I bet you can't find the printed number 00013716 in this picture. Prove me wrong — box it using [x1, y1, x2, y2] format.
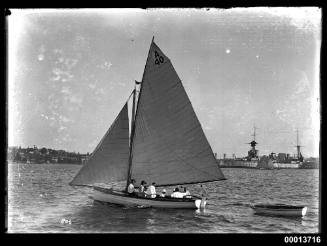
[284, 236, 321, 243]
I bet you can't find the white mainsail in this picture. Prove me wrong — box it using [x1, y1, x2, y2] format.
[129, 40, 225, 186]
[70, 103, 130, 186]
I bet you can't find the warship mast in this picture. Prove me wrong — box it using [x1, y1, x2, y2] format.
[295, 129, 303, 162]
[247, 125, 259, 160]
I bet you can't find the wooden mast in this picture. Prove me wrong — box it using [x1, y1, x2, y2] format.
[125, 37, 154, 192]
[125, 86, 137, 191]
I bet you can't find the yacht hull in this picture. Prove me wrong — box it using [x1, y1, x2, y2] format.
[91, 187, 205, 209]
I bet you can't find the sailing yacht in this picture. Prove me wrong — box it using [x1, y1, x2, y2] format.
[70, 37, 226, 209]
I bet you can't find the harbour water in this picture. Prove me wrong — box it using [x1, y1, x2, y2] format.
[7, 163, 319, 233]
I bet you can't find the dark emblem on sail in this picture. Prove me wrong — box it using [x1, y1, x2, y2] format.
[154, 50, 164, 65]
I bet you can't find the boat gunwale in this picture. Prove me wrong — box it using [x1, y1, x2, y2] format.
[93, 186, 199, 203]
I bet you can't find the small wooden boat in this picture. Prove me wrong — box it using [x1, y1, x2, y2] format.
[251, 203, 307, 217]
[69, 37, 226, 209]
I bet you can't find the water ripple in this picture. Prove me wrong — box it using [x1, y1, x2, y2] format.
[7, 164, 319, 233]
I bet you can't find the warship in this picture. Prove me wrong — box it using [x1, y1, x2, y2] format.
[268, 130, 319, 169]
[218, 128, 318, 169]
[218, 126, 260, 168]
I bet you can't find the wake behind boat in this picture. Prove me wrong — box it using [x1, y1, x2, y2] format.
[69, 37, 226, 209]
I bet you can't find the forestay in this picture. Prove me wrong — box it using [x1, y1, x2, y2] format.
[70, 103, 130, 186]
[130, 40, 225, 186]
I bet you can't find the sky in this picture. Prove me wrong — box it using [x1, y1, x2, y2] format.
[8, 8, 321, 157]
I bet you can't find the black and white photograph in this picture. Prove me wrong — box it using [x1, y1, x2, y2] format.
[6, 8, 321, 234]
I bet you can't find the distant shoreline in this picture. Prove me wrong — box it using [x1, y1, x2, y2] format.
[7, 146, 90, 165]
[7, 161, 83, 165]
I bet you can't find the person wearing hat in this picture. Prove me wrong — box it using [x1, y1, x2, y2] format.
[137, 180, 147, 197]
[127, 179, 136, 195]
[139, 180, 147, 193]
[160, 189, 167, 197]
[146, 182, 157, 198]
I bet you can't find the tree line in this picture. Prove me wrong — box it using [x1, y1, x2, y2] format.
[8, 145, 90, 164]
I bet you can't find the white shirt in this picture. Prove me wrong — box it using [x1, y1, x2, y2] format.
[181, 192, 191, 198]
[146, 185, 156, 198]
[127, 183, 134, 193]
[171, 192, 184, 198]
[179, 191, 190, 196]
[180, 191, 190, 197]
